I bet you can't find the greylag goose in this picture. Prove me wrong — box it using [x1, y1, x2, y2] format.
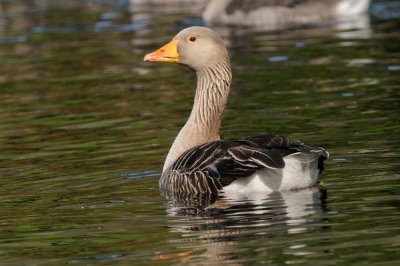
[144, 26, 328, 195]
[203, 0, 370, 28]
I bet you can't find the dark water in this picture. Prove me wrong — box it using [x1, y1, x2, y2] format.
[0, 0, 400, 265]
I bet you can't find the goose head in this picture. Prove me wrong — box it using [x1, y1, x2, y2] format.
[144, 26, 229, 71]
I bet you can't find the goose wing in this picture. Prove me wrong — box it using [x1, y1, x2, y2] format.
[226, 0, 309, 14]
[243, 134, 329, 158]
[160, 135, 327, 194]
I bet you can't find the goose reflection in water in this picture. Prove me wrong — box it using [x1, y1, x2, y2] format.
[161, 187, 330, 264]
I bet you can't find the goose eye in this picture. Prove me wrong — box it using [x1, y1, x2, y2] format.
[188, 36, 196, 42]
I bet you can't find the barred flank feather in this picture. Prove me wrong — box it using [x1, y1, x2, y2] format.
[160, 135, 328, 194]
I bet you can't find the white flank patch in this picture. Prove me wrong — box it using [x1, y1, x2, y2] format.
[223, 152, 321, 194]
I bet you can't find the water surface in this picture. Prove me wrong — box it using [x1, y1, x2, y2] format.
[0, 0, 400, 265]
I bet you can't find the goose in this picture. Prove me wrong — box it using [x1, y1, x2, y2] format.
[144, 26, 328, 196]
[203, 0, 371, 29]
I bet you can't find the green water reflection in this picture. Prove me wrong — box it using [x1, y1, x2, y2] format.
[0, 0, 399, 265]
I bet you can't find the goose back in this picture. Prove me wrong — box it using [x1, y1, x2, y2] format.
[160, 135, 328, 195]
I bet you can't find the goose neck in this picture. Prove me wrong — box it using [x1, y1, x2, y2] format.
[162, 59, 231, 173]
[188, 60, 232, 131]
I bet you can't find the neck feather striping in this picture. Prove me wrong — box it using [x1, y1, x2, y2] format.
[162, 58, 232, 173]
[190, 59, 232, 131]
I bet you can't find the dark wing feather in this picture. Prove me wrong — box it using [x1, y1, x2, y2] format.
[244, 134, 329, 158]
[212, 147, 285, 186]
[226, 0, 309, 14]
[228, 146, 284, 169]
[160, 135, 328, 194]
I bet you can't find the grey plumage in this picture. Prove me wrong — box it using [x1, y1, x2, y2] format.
[160, 135, 328, 195]
[225, 0, 311, 14]
[144, 27, 329, 198]
[203, 0, 371, 28]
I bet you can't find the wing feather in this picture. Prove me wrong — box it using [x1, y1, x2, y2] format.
[226, 0, 310, 14]
[160, 134, 328, 194]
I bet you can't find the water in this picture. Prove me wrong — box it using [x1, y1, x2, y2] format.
[0, 0, 399, 265]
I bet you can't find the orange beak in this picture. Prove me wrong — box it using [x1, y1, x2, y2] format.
[144, 39, 179, 63]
